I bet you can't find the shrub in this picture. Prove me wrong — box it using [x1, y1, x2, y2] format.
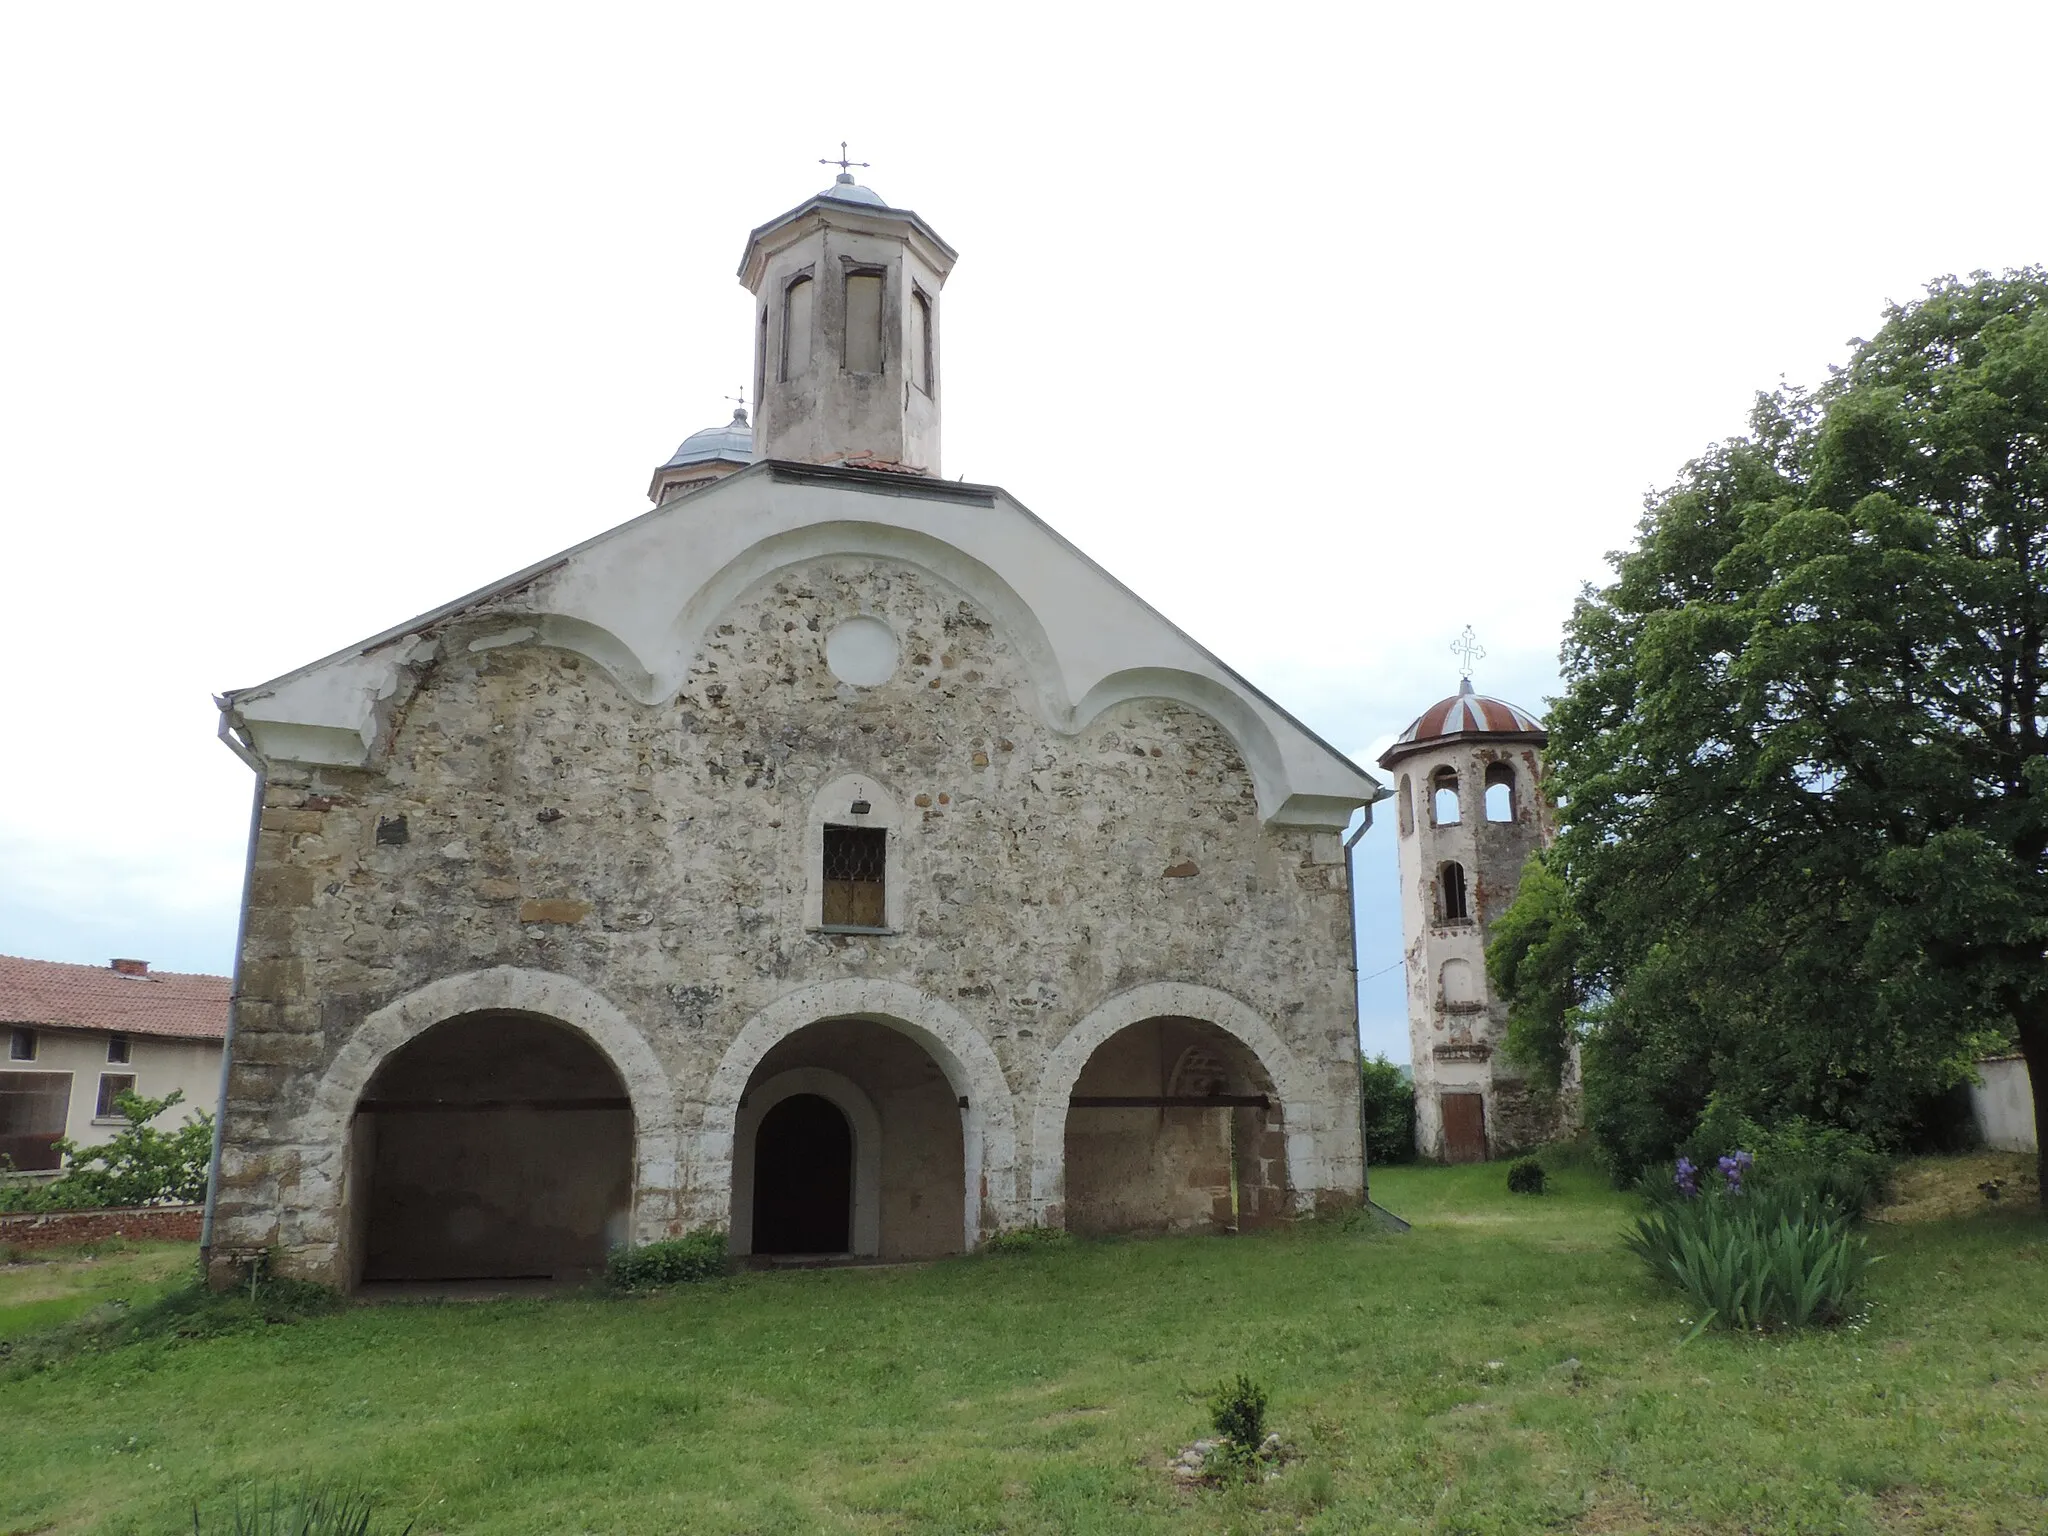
[979, 1225, 1073, 1255]
[1506, 1157, 1547, 1195]
[1210, 1372, 1268, 1449]
[604, 1230, 727, 1291]
[191, 1482, 413, 1534]
[1677, 1100, 1892, 1215]
[1360, 1055, 1417, 1166]
[0, 1090, 212, 1213]
[1626, 1181, 1877, 1331]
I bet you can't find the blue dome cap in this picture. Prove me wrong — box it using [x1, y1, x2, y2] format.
[660, 407, 753, 471]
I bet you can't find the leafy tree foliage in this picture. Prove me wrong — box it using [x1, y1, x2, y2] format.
[1359, 1054, 1417, 1165]
[0, 1089, 212, 1212]
[1490, 269, 2048, 1188]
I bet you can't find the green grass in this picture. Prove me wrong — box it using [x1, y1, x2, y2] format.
[2, 1161, 2044, 1534]
[0, 1240, 195, 1346]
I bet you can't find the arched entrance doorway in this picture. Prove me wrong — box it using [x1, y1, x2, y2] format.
[730, 1019, 964, 1261]
[1060, 1016, 1287, 1236]
[350, 1011, 633, 1282]
[751, 1094, 854, 1255]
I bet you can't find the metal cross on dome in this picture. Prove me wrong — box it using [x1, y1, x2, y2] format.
[724, 388, 747, 416]
[819, 141, 871, 176]
[1452, 626, 1486, 680]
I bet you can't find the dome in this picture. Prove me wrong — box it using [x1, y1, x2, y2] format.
[659, 407, 753, 472]
[1378, 679, 1545, 768]
[819, 171, 887, 206]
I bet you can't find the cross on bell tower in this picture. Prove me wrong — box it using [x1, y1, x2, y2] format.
[819, 141, 871, 179]
[1451, 626, 1486, 682]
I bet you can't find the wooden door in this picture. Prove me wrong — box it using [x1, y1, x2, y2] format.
[1441, 1091, 1487, 1164]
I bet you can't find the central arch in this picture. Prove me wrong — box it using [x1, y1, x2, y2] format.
[696, 979, 1019, 1250]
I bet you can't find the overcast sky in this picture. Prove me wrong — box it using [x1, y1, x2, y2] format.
[3, 2, 2042, 1063]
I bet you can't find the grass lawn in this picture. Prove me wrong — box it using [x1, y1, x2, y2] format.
[2, 1159, 2043, 1535]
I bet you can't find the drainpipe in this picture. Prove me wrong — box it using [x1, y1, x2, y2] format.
[1345, 804, 1410, 1233]
[200, 701, 266, 1276]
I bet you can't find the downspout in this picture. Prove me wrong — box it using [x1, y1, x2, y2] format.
[200, 700, 266, 1274]
[1345, 804, 1410, 1233]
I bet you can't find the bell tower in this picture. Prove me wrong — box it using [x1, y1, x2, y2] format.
[738, 151, 958, 476]
[1379, 636, 1567, 1163]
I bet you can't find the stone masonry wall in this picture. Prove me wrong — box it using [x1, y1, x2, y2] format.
[213, 555, 1362, 1283]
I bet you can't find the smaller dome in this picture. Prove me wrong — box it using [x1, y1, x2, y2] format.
[659, 407, 753, 472]
[819, 171, 887, 207]
[1379, 679, 1545, 768]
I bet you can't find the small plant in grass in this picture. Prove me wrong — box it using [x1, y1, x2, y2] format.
[191, 1481, 413, 1534]
[979, 1225, 1073, 1255]
[1197, 1372, 1279, 1480]
[604, 1230, 727, 1291]
[1507, 1157, 1547, 1195]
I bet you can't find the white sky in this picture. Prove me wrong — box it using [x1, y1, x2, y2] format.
[2, 2, 2041, 1064]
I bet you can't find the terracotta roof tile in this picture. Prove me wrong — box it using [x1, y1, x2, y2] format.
[0, 955, 229, 1042]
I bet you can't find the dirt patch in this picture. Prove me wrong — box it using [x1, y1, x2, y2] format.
[1870, 1153, 2038, 1224]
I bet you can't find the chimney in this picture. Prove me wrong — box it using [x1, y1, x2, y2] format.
[110, 958, 149, 977]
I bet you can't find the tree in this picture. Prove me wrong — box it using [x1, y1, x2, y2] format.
[1491, 269, 2048, 1192]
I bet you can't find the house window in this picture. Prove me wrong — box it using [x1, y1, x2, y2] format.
[1484, 763, 1515, 823]
[782, 275, 815, 379]
[108, 1034, 131, 1064]
[8, 1028, 33, 1062]
[0, 1071, 72, 1172]
[844, 270, 884, 374]
[95, 1073, 137, 1120]
[1432, 768, 1461, 826]
[1438, 862, 1470, 923]
[910, 288, 933, 394]
[822, 825, 888, 929]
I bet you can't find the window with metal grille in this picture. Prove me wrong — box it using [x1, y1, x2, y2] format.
[108, 1033, 131, 1064]
[9, 1028, 34, 1062]
[822, 825, 888, 929]
[96, 1073, 137, 1119]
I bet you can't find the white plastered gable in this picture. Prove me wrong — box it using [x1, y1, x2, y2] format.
[221, 463, 1386, 830]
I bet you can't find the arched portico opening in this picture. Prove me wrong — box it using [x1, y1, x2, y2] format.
[350, 1011, 633, 1283]
[729, 1021, 963, 1262]
[1059, 1017, 1288, 1235]
[1029, 983, 1325, 1232]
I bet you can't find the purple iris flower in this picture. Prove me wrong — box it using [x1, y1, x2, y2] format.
[1674, 1157, 1700, 1198]
[1718, 1152, 1750, 1195]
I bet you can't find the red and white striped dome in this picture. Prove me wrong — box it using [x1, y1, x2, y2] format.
[1379, 679, 1545, 768]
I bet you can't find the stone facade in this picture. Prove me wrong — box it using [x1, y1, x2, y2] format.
[211, 554, 1369, 1286]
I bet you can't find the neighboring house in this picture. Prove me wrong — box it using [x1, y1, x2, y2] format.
[0, 956, 226, 1172]
[207, 168, 1388, 1289]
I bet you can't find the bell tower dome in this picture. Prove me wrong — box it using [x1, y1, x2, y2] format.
[738, 156, 958, 475]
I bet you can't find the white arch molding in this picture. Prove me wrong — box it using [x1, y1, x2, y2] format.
[694, 979, 1021, 1249]
[302, 967, 679, 1280]
[1028, 982, 1326, 1224]
[730, 1068, 882, 1257]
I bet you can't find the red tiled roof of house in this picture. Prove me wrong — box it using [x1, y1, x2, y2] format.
[0, 955, 229, 1041]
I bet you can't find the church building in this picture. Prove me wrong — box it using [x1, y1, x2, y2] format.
[204, 168, 1385, 1288]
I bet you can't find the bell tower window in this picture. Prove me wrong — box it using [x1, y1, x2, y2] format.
[844, 270, 884, 374]
[781, 275, 815, 380]
[910, 288, 933, 395]
[1437, 862, 1470, 924]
